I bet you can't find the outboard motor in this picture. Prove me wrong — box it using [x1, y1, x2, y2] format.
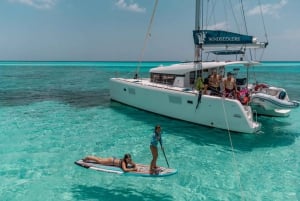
[278, 91, 286, 100]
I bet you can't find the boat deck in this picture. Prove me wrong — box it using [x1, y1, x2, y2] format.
[113, 78, 199, 94]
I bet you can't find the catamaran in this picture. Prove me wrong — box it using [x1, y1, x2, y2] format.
[109, 0, 293, 133]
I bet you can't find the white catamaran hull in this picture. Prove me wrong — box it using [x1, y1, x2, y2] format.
[110, 78, 260, 133]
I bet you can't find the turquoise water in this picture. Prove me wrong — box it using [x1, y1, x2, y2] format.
[0, 61, 299, 201]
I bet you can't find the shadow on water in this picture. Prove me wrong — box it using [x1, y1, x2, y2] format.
[71, 184, 173, 201]
[0, 89, 110, 108]
[110, 102, 299, 151]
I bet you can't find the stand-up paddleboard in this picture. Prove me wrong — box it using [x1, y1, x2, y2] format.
[74, 159, 177, 177]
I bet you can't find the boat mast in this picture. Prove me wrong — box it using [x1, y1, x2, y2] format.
[194, 0, 203, 82]
[194, 0, 201, 62]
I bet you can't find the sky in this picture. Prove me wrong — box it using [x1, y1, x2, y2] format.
[0, 0, 299, 61]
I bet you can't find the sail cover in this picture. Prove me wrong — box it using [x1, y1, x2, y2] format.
[193, 30, 254, 46]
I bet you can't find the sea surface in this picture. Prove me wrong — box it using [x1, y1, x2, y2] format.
[0, 61, 299, 201]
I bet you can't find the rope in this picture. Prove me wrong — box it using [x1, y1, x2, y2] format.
[229, 0, 241, 33]
[258, 0, 269, 43]
[239, 0, 253, 61]
[258, 0, 269, 61]
[220, 98, 245, 201]
[135, 0, 159, 78]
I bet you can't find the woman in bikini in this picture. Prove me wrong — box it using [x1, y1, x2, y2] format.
[150, 125, 163, 173]
[83, 153, 137, 172]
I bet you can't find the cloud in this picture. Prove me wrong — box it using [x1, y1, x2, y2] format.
[115, 0, 145, 13]
[247, 0, 288, 17]
[9, 0, 57, 9]
[206, 22, 228, 30]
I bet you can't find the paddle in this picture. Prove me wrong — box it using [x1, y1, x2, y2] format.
[159, 140, 170, 168]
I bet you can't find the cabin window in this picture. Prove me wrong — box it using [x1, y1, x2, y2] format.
[151, 73, 176, 85]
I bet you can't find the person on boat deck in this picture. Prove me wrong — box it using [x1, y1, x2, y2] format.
[83, 153, 137, 172]
[195, 77, 204, 107]
[203, 76, 209, 94]
[204, 70, 222, 95]
[150, 125, 163, 173]
[195, 77, 204, 91]
[223, 72, 237, 99]
[240, 92, 250, 105]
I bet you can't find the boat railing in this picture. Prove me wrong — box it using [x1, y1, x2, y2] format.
[252, 109, 258, 123]
[117, 78, 198, 94]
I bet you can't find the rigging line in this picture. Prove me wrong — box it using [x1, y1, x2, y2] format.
[222, 0, 229, 31]
[239, 0, 248, 35]
[205, 0, 209, 28]
[220, 99, 245, 201]
[201, 0, 204, 31]
[206, 0, 217, 29]
[135, 0, 159, 78]
[258, 0, 269, 42]
[259, 47, 266, 61]
[229, 0, 241, 33]
[239, 0, 253, 60]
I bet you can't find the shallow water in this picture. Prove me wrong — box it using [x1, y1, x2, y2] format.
[0, 61, 299, 201]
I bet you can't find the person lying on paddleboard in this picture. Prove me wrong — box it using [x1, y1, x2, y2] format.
[83, 153, 137, 172]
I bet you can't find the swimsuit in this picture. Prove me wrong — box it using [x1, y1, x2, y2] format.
[224, 88, 236, 97]
[118, 159, 123, 168]
[112, 157, 123, 168]
[150, 132, 162, 147]
[208, 86, 220, 92]
[225, 88, 235, 93]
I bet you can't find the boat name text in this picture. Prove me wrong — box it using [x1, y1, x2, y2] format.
[208, 37, 241, 42]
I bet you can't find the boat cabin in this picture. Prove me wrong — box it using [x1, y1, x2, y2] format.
[149, 62, 226, 89]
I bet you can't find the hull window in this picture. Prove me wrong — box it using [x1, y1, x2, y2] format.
[128, 88, 136, 95]
[187, 100, 193, 104]
[169, 96, 182, 104]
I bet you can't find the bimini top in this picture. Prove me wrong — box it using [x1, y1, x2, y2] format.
[150, 61, 259, 75]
